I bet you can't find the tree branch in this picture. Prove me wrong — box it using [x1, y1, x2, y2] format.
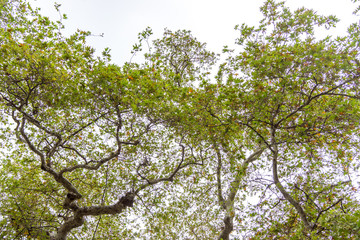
[271, 131, 312, 230]
[218, 146, 265, 240]
[56, 192, 134, 240]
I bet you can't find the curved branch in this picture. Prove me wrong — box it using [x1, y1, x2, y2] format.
[213, 143, 224, 207]
[313, 198, 343, 230]
[16, 116, 82, 198]
[58, 150, 120, 175]
[271, 133, 312, 230]
[56, 192, 134, 240]
[59, 114, 127, 175]
[135, 143, 188, 194]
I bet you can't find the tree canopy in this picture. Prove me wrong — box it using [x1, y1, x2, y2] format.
[0, 0, 359, 239]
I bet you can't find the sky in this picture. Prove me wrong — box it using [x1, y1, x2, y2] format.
[28, 0, 359, 65]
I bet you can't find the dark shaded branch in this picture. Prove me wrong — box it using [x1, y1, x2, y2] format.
[218, 216, 233, 240]
[271, 131, 312, 230]
[275, 75, 360, 127]
[134, 143, 188, 194]
[16, 116, 82, 198]
[213, 143, 224, 206]
[237, 120, 272, 151]
[63, 112, 109, 145]
[312, 198, 343, 230]
[92, 163, 111, 240]
[59, 115, 126, 174]
[56, 192, 134, 240]
[313, 180, 350, 200]
[326, 93, 360, 99]
[22, 110, 62, 138]
[58, 150, 120, 175]
[294, 184, 320, 210]
[61, 145, 88, 163]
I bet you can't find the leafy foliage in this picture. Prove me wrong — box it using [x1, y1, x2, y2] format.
[0, 0, 359, 239]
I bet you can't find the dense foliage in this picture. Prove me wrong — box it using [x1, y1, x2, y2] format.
[0, 0, 359, 239]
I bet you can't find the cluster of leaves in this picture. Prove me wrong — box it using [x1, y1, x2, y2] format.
[0, 0, 359, 239]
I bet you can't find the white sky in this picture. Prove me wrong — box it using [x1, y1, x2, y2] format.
[29, 0, 359, 65]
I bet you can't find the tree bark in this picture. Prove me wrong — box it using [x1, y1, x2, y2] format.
[54, 193, 134, 240]
[217, 147, 265, 240]
[271, 137, 313, 230]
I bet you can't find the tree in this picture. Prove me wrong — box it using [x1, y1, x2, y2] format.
[177, 1, 360, 239]
[0, 0, 359, 239]
[135, 1, 360, 239]
[179, 1, 360, 239]
[0, 1, 216, 239]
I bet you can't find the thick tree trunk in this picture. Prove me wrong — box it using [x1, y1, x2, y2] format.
[218, 215, 233, 240]
[54, 193, 134, 239]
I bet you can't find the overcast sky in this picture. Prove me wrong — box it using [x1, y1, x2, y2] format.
[29, 0, 359, 65]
